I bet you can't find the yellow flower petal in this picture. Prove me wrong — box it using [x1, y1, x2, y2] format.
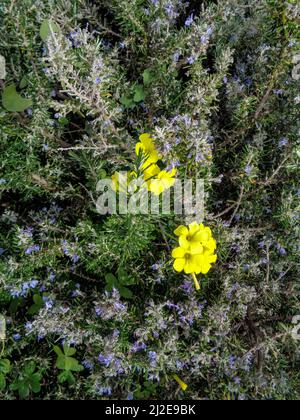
[139, 133, 151, 142]
[189, 242, 204, 255]
[174, 226, 189, 236]
[173, 258, 185, 272]
[189, 221, 200, 235]
[172, 247, 185, 258]
[179, 236, 190, 250]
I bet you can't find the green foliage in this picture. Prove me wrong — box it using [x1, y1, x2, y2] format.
[0, 359, 11, 391]
[105, 268, 136, 299]
[54, 345, 83, 384]
[10, 362, 42, 398]
[2, 84, 32, 112]
[39, 19, 60, 41]
[0, 0, 299, 401]
[28, 295, 45, 316]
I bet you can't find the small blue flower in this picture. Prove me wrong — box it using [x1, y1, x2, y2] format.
[25, 245, 41, 255]
[173, 52, 180, 63]
[24, 322, 33, 331]
[0, 248, 5, 256]
[278, 137, 288, 147]
[200, 35, 208, 44]
[131, 341, 147, 353]
[98, 353, 114, 367]
[13, 333, 21, 341]
[97, 386, 112, 396]
[185, 14, 194, 27]
[244, 165, 252, 175]
[243, 264, 251, 272]
[278, 247, 286, 256]
[30, 279, 39, 288]
[187, 56, 196, 65]
[82, 360, 94, 370]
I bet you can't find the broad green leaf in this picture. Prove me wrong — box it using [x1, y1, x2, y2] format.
[18, 381, 30, 399]
[118, 269, 135, 285]
[133, 85, 146, 103]
[118, 286, 133, 299]
[56, 356, 67, 370]
[63, 344, 76, 357]
[0, 373, 6, 391]
[64, 356, 84, 372]
[24, 361, 36, 375]
[58, 370, 75, 384]
[105, 273, 118, 287]
[120, 95, 135, 108]
[53, 345, 64, 358]
[30, 374, 42, 393]
[2, 84, 32, 112]
[143, 69, 154, 85]
[58, 370, 69, 383]
[19, 75, 29, 89]
[40, 20, 60, 41]
[28, 294, 44, 315]
[0, 359, 11, 374]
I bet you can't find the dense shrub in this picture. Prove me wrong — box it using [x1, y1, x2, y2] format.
[0, 0, 299, 400]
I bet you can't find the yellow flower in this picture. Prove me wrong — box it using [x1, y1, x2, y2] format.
[148, 168, 177, 196]
[143, 164, 161, 182]
[135, 133, 160, 167]
[172, 246, 217, 275]
[174, 222, 216, 254]
[111, 171, 137, 192]
[172, 247, 202, 274]
[172, 223, 217, 289]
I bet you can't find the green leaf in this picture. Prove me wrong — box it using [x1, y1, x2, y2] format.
[0, 359, 11, 374]
[19, 75, 29, 89]
[24, 361, 36, 375]
[53, 345, 64, 358]
[133, 85, 146, 103]
[143, 69, 154, 85]
[58, 370, 75, 384]
[118, 268, 135, 285]
[2, 84, 32, 112]
[40, 19, 60, 41]
[30, 374, 42, 393]
[120, 95, 135, 108]
[64, 356, 83, 372]
[18, 381, 30, 399]
[118, 286, 133, 299]
[63, 344, 76, 357]
[28, 294, 44, 315]
[0, 373, 6, 391]
[56, 356, 67, 370]
[105, 273, 118, 288]
[58, 116, 69, 126]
